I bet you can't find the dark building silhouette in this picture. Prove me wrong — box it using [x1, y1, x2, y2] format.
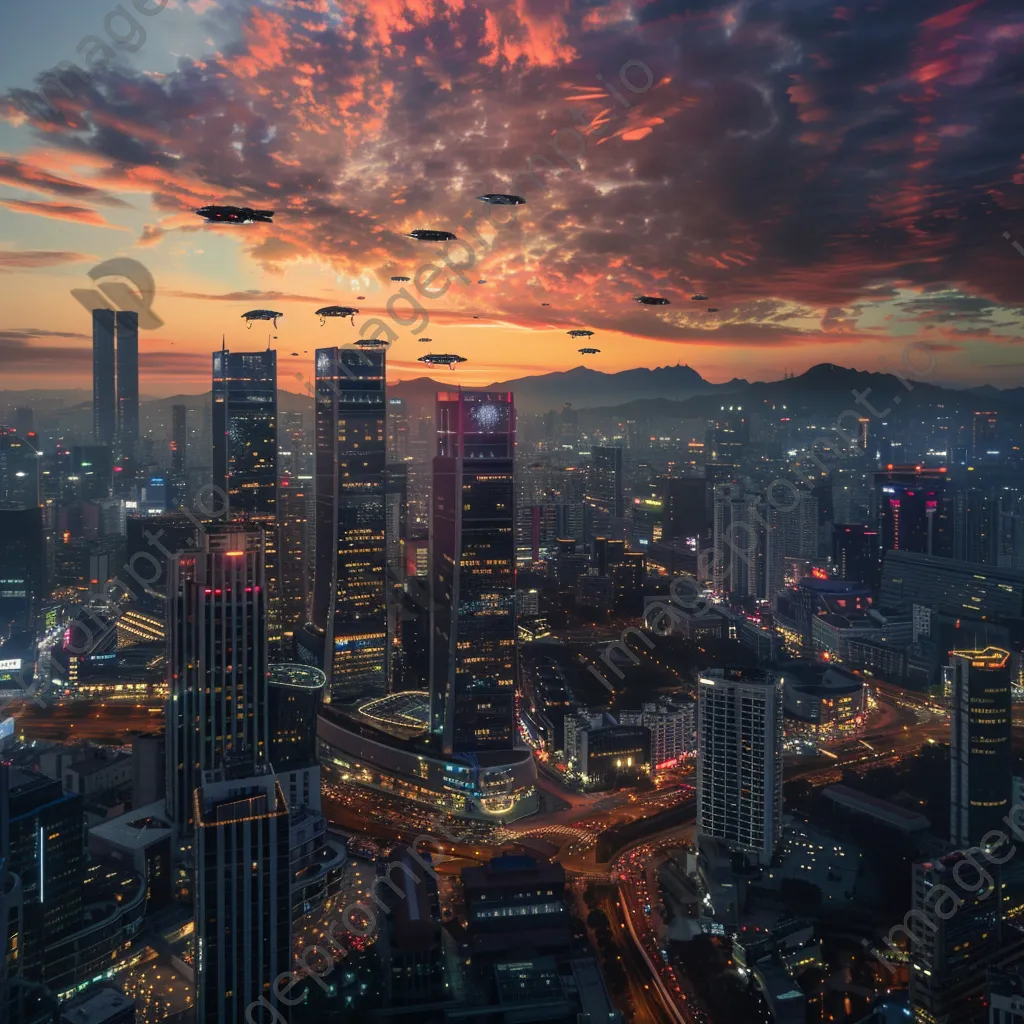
[430, 390, 517, 755]
[267, 663, 326, 770]
[832, 523, 881, 589]
[873, 465, 952, 558]
[91, 309, 138, 456]
[949, 647, 1012, 849]
[115, 311, 139, 455]
[170, 404, 187, 474]
[0, 508, 45, 633]
[92, 310, 116, 448]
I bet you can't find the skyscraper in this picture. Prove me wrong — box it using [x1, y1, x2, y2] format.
[212, 347, 278, 518]
[307, 346, 388, 702]
[873, 464, 953, 558]
[586, 445, 624, 532]
[430, 390, 517, 755]
[211, 346, 281, 651]
[92, 310, 116, 448]
[115, 310, 139, 454]
[91, 309, 138, 456]
[697, 667, 784, 865]
[166, 527, 269, 828]
[0, 428, 40, 510]
[277, 474, 309, 651]
[194, 768, 291, 1024]
[171, 404, 187, 474]
[949, 647, 1012, 849]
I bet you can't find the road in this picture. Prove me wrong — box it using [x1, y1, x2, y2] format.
[8, 697, 165, 743]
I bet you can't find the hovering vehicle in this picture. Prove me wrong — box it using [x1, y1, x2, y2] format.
[242, 309, 282, 329]
[291, 352, 299, 356]
[355, 338, 388, 348]
[578, 347, 600, 355]
[418, 353, 466, 370]
[407, 229, 457, 242]
[195, 205, 273, 224]
[391, 275, 410, 282]
[477, 279, 487, 284]
[541, 302, 550, 306]
[691, 293, 709, 301]
[567, 329, 595, 339]
[707, 307, 720, 313]
[357, 295, 366, 300]
[315, 305, 359, 326]
[636, 296, 670, 306]
[477, 193, 527, 206]
[418, 337, 433, 344]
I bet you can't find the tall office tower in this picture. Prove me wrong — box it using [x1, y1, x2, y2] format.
[949, 647, 1012, 850]
[971, 410, 999, 461]
[832, 524, 882, 588]
[873, 465, 953, 558]
[307, 346, 387, 702]
[5, 767, 84, 982]
[387, 396, 410, 460]
[212, 347, 281, 652]
[278, 411, 304, 477]
[0, 508, 46, 632]
[954, 487, 997, 565]
[115, 310, 139, 455]
[706, 405, 748, 480]
[92, 310, 139, 456]
[385, 462, 409, 673]
[194, 768, 291, 1024]
[908, 851, 1007, 1024]
[212, 347, 278, 517]
[586, 445, 624, 534]
[632, 476, 708, 548]
[697, 667, 784, 866]
[277, 475, 308, 652]
[92, 310, 117, 447]
[165, 527, 269, 828]
[711, 485, 759, 597]
[430, 390, 517, 755]
[170, 404, 187, 474]
[0, 428, 40, 509]
[13, 407, 33, 435]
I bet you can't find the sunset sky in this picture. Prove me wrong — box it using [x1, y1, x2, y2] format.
[2, 0, 1024, 396]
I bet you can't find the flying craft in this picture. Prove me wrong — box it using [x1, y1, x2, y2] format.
[407, 229, 457, 242]
[707, 307, 720, 313]
[242, 309, 282, 329]
[391, 275, 410, 282]
[691, 294, 709, 301]
[196, 205, 273, 224]
[567, 329, 595, 339]
[578, 347, 600, 355]
[355, 339, 388, 348]
[477, 193, 527, 205]
[357, 295, 366, 300]
[635, 296, 670, 306]
[418, 353, 466, 370]
[418, 337, 433, 344]
[316, 306, 359, 326]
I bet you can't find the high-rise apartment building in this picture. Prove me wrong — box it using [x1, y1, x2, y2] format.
[430, 390, 517, 755]
[949, 647, 1012, 850]
[307, 346, 388, 702]
[166, 527, 269, 828]
[277, 475, 309, 651]
[194, 768, 291, 1024]
[587, 445, 624, 522]
[91, 309, 138, 455]
[697, 667, 783, 865]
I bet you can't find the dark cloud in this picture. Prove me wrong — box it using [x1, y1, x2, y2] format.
[0, 250, 91, 270]
[0, 157, 131, 207]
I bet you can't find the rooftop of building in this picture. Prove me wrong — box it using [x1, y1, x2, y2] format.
[463, 853, 565, 891]
[269, 662, 328, 691]
[822, 784, 930, 832]
[59, 985, 134, 1024]
[88, 800, 173, 850]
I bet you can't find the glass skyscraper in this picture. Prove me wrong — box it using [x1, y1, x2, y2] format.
[308, 346, 388, 702]
[430, 390, 517, 755]
[212, 347, 281, 651]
